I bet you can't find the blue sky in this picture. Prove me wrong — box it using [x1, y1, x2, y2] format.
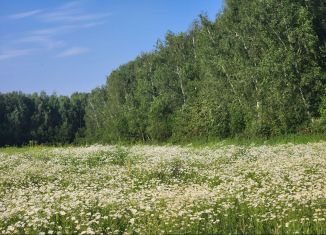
[0, 0, 224, 95]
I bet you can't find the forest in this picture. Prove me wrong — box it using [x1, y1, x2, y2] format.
[1, 0, 325, 146]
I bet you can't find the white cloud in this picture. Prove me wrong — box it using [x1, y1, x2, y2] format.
[16, 36, 65, 50]
[31, 21, 105, 36]
[0, 49, 32, 61]
[82, 21, 106, 28]
[58, 1, 83, 10]
[4, 1, 109, 60]
[56, 47, 89, 58]
[31, 25, 73, 36]
[9, 9, 43, 20]
[40, 11, 111, 23]
[38, 1, 111, 24]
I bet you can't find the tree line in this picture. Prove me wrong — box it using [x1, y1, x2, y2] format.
[0, 92, 87, 146]
[85, 0, 326, 143]
[1, 0, 325, 146]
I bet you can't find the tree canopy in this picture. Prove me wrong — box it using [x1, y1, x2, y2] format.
[84, 0, 326, 144]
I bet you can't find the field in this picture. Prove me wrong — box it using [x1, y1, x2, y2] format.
[1, 143, 326, 234]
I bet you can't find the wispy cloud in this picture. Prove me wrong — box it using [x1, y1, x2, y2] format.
[82, 21, 106, 28]
[31, 25, 73, 36]
[9, 9, 43, 20]
[30, 21, 105, 36]
[16, 36, 65, 50]
[5, 1, 110, 60]
[38, 1, 111, 24]
[40, 11, 111, 23]
[0, 49, 32, 61]
[58, 1, 83, 10]
[56, 47, 89, 58]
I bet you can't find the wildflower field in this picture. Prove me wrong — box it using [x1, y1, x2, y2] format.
[1, 143, 326, 234]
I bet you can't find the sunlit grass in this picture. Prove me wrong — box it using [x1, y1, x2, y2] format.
[182, 133, 326, 148]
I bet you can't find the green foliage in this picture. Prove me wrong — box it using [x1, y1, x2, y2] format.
[83, 0, 326, 144]
[1, 0, 326, 146]
[0, 92, 87, 146]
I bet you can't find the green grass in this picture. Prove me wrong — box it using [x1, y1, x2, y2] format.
[0, 145, 55, 155]
[178, 133, 326, 148]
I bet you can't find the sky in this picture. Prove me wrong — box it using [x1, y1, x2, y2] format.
[0, 0, 224, 95]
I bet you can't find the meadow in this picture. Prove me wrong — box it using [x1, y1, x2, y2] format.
[1, 143, 326, 234]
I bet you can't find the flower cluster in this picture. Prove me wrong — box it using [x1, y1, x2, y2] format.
[0, 143, 326, 234]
